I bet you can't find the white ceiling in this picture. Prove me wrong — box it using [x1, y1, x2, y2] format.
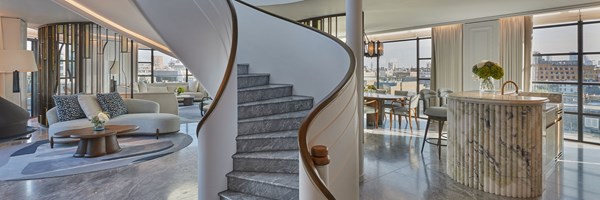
[261, 0, 600, 34]
[3, 0, 600, 45]
[0, 0, 87, 28]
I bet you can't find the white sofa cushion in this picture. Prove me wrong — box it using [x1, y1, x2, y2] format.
[78, 95, 103, 120]
[139, 82, 148, 92]
[133, 93, 179, 115]
[131, 82, 140, 93]
[166, 85, 179, 93]
[49, 118, 92, 136]
[107, 113, 180, 134]
[147, 86, 169, 93]
[188, 81, 199, 92]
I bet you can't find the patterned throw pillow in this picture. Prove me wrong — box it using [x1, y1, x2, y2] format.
[53, 95, 87, 122]
[96, 92, 128, 118]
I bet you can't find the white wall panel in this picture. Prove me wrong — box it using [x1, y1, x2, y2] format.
[463, 21, 499, 91]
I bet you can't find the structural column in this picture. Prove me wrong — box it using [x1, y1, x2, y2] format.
[346, 0, 364, 181]
[0, 17, 28, 108]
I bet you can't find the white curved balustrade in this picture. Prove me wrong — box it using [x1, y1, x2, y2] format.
[134, 1, 237, 199]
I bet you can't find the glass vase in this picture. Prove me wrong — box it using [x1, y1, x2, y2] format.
[93, 123, 105, 131]
[479, 77, 495, 93]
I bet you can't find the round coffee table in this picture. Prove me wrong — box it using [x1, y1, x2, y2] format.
[177, 95, 194, 106]
[53, 125, 139, 157]
[72, 130, 120, 158]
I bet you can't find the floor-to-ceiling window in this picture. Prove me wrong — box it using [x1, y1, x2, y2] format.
[137, 49, 153, 83]
[531, 18, 600, 143]
[363, 37, 431, 94]
[136, 48, 195, 83]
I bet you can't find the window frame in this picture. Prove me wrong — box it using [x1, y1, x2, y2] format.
[532, 19, 600, 144]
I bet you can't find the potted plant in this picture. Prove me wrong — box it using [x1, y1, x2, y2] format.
[176, 87, 185, 96]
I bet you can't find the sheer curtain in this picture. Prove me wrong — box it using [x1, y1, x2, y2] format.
[432, 24, 463, 91]
[499, 16, 533, 92]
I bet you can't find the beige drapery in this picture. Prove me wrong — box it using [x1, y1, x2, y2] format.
[499, 16, 533, 92]
[432, 24, 463, 92]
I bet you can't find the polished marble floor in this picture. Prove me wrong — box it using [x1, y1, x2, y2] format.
[0, 121, 199, 200]
[2, 117, 600, 199]
[360, 119, 600, 200]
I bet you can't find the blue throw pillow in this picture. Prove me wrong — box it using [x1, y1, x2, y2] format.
[96, 92, 128, 118]
[53, 95, 87, 122]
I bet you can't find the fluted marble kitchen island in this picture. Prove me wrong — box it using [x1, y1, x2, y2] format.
[446, 91, 548, 198]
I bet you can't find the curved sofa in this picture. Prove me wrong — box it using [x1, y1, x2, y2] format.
[47, 98, 180, 145]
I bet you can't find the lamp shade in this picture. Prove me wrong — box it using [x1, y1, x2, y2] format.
[376, 41, 384, 56]
[366, 41, 375, 57]
[0, 50, 38, 73]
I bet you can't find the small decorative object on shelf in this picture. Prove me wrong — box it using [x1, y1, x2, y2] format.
[472, 60, 504, 93]
[176, 87, 185, 96]
[364, 84, 377, 93]
[91, 112, 110, 131]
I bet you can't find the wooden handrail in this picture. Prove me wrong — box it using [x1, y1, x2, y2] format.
[234, 1, 356, 199]
[311, 145, 331, 166]
[195, 0, 238, 136]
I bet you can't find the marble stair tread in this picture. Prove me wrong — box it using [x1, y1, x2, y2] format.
[238, 73, 270, 89]
[238, 84, 294, 104]
[233, 150, 298, 161]
[238, 73, 270, 78]
[236, 130, 299, 152]
[238, 110, 309, 124]
[238, 96, 313, 107]
[219, 191, 270, 200]
[237, 130, 297, 140]
[237, 96, 312, 119]
[238, 84, 293, 92]
[227, 171, 299, 190]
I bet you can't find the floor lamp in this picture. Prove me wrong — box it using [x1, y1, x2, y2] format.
[0, 50, 38, 141]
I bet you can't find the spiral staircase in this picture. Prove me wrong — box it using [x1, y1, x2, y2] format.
[57, 0, 359, 199]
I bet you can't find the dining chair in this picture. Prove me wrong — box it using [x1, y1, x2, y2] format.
[382, 90, 409, 126]
[388, 94, 420, 131]
[364, 100, 379, 129]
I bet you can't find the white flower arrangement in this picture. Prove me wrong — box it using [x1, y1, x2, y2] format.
[91, 112, 110, 130]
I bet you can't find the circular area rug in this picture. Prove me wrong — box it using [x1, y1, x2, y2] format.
[0, 133, 192, 181]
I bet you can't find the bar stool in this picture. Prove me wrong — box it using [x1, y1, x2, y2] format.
[437, 88, 454, 107]
[419, 89, 447, 160]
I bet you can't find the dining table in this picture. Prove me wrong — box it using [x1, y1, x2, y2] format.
[364, 93, 409, 126]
